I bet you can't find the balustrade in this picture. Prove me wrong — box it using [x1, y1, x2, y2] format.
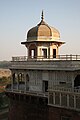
[12, 55, 80, 61]
[48, 88, 80, 111]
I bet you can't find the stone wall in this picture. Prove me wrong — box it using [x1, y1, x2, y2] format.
[49, 106, 80, 120]
[7, 93, 80, 120]
[8, 95, 48, 120]
[11, 69, 75, 91]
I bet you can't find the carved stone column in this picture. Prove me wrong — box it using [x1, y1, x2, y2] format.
[53, 92, 55, 105]
[74, 95, 76, 109]
[67, 94, 69, 107]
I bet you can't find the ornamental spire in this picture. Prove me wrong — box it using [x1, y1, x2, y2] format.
[41, 10, 44, 21]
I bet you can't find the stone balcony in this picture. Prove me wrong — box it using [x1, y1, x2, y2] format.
[10, 55, 80, 70]
[12, 55, 80, 61]
[6, 83, 80, 111]
[5, 83, 48, 98]
[48, 86, 80, 111]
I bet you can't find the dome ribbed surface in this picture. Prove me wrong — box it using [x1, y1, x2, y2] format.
[27, 19, 60, 41]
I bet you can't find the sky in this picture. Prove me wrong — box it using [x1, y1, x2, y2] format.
[0, 0, 80, 61]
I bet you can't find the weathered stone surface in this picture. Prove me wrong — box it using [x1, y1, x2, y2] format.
[8, 95, 80, 120]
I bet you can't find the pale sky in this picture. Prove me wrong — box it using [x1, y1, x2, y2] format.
[0, 0, 80, 60]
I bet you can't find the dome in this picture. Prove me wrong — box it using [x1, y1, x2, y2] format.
[27, 11, 60, 41]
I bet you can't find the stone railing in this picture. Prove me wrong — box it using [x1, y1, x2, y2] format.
[5, 84, 48, 98]
[12, 55, 80, 61]
[48, 87, 80, 111]
[6, 89, 48, 98]
[49, 86, 80, 93]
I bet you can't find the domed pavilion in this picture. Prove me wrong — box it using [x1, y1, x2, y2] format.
[21, 11, 65, 59]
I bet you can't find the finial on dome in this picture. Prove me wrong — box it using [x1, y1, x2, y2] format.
[41, 10, 44, 21]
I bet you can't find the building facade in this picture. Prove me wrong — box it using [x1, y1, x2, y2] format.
[6, 11, 80, 120]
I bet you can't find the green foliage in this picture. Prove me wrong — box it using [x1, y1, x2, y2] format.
[0, 92, 9, 108]
[0, 76, 10, 82]
[0, 76, 11, 92]
[0, 93, 3, 107]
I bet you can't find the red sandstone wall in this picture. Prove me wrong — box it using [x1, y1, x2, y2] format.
[7, 94, 80, 120]
[49, 106, 80, 120]
[9, 99, 48, 120]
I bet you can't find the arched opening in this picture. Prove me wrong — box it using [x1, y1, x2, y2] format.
[26, 74, 29, 81]
[12, 73, 17, 84]
[12, 73, 18, 89]
[26, 74, 29, 90]
[74, 75, 80, 88]
[53, 49, 56, 58]
[42, 49, 47, 58]
[29, 44, 37, 58]
[18, 73, 24, 84]
[18, 73, 25, 90]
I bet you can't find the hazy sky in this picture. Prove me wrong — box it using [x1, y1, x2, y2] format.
[0, 0, 80, 60]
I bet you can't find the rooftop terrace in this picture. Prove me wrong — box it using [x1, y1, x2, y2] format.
[12, 55, 80, 61]
[10, 55, 80, 71]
